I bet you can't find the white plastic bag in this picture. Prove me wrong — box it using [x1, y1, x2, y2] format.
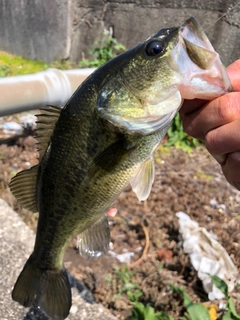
[176, 211, 238, 300]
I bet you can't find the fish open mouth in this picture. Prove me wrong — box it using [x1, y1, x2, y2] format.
[180, 17, 218, 70]
[177, 17, 233, 94]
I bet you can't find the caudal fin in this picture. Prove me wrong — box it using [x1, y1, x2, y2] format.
[12, 255, 72, 320]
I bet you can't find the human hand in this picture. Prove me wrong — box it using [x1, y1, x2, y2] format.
[180, 59, 240, 190]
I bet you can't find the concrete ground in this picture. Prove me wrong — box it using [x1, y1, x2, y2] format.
[0, 198, 117, 320]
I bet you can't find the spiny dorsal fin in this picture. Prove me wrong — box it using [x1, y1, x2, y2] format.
[130, 155, 155, 201]
[9, 165, 39, 212]
[35, 105, 61, 160]
[9, 106, 61, 212]
[77, 215, 110, 258]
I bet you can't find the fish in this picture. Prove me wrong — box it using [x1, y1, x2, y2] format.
[9, 17, 232, 320]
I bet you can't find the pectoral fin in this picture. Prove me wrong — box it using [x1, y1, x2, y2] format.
[130, 155, 155, 201]
[9, 165, 39, 212]
[88, 138, 134, 176]
[77, 215, 110, 258]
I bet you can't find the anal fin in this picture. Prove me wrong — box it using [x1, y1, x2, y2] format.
[9, 165, 39, 212]
[130, 155, 155, 201]
[77, 215, 110, 258]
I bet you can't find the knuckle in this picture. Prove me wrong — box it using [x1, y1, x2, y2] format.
[223, 152, 240, 191]
[233, 59, 240, 71]
[205, 129, 218, 153]
[181, 117, 202, 140]
[228, 151, 240, 164]
[181, 119, 191, 135]
[217, 94, 240, 123]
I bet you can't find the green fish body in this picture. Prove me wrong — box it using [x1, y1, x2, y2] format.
[10, 17, 232, 320]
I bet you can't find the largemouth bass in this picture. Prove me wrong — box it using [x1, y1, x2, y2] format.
[10, 17, 232, 320]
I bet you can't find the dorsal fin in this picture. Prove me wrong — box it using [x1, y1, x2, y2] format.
[35, 105, 61, 160]
[9, 105, 61, 212]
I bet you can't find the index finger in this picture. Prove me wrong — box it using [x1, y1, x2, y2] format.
[226, 59, 240, 91]
[179, 99, 206, 118]
[180, 59, 240, 117]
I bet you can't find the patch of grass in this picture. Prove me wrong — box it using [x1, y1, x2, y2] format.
[0, 64, 11, 77]
[171, 277, 240, 320]
[0, 51, 49, 76]
[166, 113, 202, 153]
[114, 265, 143, 302]
[154, 145, 172, 164]
[158, 262, 164, 270]
[104, 273, 113, 285]
[195, 170, 213, 181]
[0, 50, 72, 77]
[126, 302, 174, 320]
[126, 277, 240, 320]
[171, 284, 211, 320]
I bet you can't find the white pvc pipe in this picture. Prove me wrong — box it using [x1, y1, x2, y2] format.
[0, 68, 95, 116]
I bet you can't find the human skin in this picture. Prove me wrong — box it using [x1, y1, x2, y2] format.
[179, 59, 240, 190]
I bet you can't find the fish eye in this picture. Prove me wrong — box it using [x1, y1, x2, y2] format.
[145, 40, 165, 56]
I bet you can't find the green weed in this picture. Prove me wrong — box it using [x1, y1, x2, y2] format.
[170, 284, 211, 320]
[79, 31, 126, 68]
[195, 170, 213, 181]
[166, 113, 202, 152]
[126, 277, 240, 320]
[126, 302, 174, 320]
[104, 273, 113, 284]
[0, 64, 11, 77]
[210, 275, 240, 320]
[171, 276, 240, 320]
[114, 265, 143, 302]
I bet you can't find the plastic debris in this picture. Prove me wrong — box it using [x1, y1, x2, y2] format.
[106, 208, 118, 217]
[20, 114, 37, 129]
[2, 121, 22, 134]
[209, 198, 226, 213]
[176, 211, 238, 300]
[209, 199, 218, 209]
[108, 250, 134, 264]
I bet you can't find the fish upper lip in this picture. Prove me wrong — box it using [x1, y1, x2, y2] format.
[181, 17, 199, 30]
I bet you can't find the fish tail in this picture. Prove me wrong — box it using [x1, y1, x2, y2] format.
[12, 255, 72, 320]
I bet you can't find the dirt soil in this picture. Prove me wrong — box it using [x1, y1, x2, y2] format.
[1, 113, 240, 320]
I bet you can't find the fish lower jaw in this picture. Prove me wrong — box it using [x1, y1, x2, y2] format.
[179, 81, 228, 100]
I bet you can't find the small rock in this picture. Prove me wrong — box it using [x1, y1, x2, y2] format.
[157, 248, 173, 261]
